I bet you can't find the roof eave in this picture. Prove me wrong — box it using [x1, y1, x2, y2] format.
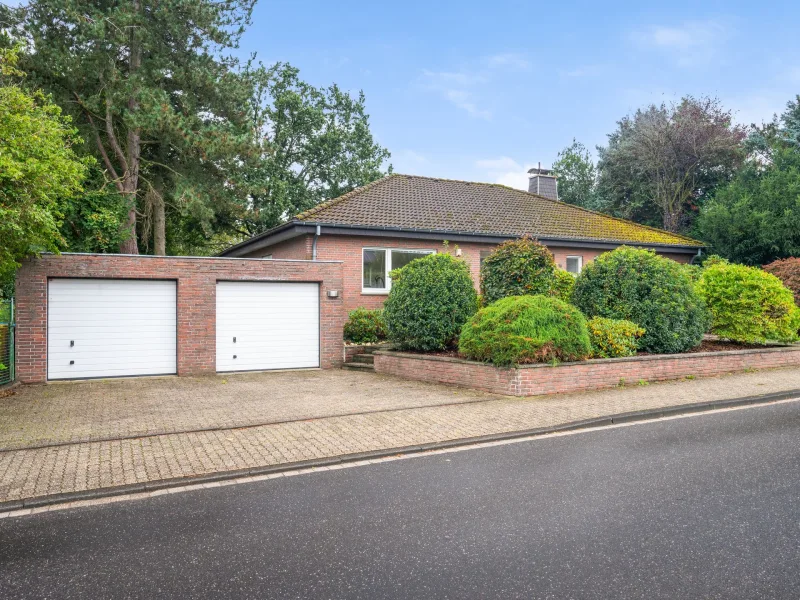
[223, 220, 703, 255]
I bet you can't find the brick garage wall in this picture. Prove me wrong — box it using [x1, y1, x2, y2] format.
[374, 347, 800, 397]
[15, 254, 345, 383]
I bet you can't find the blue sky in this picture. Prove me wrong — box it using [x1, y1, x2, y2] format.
[240, 0, 800, 189]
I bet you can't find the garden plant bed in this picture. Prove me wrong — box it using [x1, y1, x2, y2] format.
[373, 344, 800, 397]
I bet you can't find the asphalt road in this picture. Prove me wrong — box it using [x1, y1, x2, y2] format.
[1, 399, 799, 600]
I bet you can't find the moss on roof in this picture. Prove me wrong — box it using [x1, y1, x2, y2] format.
[294, 173, 703, 247]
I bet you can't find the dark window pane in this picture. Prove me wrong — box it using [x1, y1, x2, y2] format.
[391, 250, 429, 273]
[363, 249, 387, 289]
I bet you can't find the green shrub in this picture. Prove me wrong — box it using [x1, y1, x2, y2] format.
[696, 262, 800, 344]
[480, 237, 557, 305]
[343, 307, 386, 344]
[763, 258, 800, 307]
[587, 317, 645, 358]
[550, 269, 576, 303]
[572, 247, 709, 354]
[384, 253, 478, 351]
[458, 295, 592, 367]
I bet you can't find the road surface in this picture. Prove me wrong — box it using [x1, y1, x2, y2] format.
[1, 399, 799, 599]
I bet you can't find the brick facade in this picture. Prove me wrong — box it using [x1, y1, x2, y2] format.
[244, 234, 693, 313]
[15, 254, 345, 383]
[373, 347, 800, 397]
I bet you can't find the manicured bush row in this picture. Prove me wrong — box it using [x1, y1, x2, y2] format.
[587, 317, 645, 358]
[573, 247, 709, 354]
[459, 295, 592, 367]
[384, 253, 478, 351]
[480, 236, 557, 305]
[763, 257, 800, 307]
[343, 307, 386, 344]
[697, 262, 800, 344]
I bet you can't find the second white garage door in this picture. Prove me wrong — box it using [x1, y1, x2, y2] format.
[216, 282, 320, 372]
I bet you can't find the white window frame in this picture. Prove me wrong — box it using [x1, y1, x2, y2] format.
[362, 247, 435, 294]
[565, 255, 583, 274]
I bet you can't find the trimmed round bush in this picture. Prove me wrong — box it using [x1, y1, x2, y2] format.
[587, 317, 645, 358]
[343, 307, 386, 344]
[384, 253, 478, 351]
[458, 295, 592, 367]
[764, 257, 800, 307]
[572, 247, 709, 354]
[696, 262, 800, 344]
[480, 237, 557, 305]
[551, 269, 576, 303]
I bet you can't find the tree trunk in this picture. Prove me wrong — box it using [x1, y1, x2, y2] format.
[119, 187, 139, 254]
[119, 0, 142, 255]
[153, 190, 166, 255]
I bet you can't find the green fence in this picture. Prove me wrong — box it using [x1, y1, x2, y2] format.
[0, 299, 14, 386]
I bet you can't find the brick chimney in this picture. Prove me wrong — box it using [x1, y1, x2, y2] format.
[527, 163, 558, 200]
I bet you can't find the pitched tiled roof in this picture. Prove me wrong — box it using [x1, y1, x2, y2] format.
[294, 174, 703, 247]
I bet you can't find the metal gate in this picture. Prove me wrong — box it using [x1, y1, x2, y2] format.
[0, 299, 14, 386]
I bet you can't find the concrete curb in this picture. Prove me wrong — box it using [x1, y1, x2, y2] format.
[2, 388, 798, 512]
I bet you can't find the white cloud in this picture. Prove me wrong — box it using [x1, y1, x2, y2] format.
[420, 69, 492, 120]
[631, 20, 733, 67]
[419, 52, 531, 120]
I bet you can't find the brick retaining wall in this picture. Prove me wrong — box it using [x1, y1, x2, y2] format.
[373, 347, 800, 397]
[15, 253, 345, 383]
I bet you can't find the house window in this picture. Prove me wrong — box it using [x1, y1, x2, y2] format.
[362, 248, 434, 293]
[566, 256, 583, 274]
[479, 250, 493, 266]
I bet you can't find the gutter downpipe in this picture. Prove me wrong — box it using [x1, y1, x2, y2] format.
[690, 248, 703, 265]
[312, 225, 321, 260]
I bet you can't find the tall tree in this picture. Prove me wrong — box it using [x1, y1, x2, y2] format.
[241, 63, 391, 236]
[0, 47, 88, 284]
[11, 0, 257, 254]
[551, 139, 599, 210]
[597, 97, 746, 233]
[697, 98, 800, 265]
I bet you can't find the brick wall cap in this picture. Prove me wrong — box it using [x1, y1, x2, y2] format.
[375, 344, 800, 371]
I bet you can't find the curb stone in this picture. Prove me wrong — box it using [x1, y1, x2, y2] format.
[2, 388, 798, 513]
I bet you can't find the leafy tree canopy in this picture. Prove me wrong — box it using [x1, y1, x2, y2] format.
[551, 139, 600, 210]
[239, 63, 391, 237]
[596, 96, 745, 233]
[697, 99, 800, 265]
[0, 47, 88, 286]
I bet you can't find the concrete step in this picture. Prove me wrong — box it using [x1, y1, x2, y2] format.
[342, 362, 375, 372]
[351, 354, 375, 365]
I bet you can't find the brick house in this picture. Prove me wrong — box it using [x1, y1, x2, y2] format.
[221, 174, 704, 313]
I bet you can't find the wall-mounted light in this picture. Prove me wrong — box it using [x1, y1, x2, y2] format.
[326, 290, 340, 298]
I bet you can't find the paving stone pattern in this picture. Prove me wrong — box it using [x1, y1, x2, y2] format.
[1, 368, 800, 504]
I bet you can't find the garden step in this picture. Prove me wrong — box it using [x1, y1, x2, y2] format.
[342, 362, 375, 372]
[351, 354, 375, 364]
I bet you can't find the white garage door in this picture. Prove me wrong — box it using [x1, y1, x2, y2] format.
[216, 282, 319, 372]
[48, 279, 177, 380]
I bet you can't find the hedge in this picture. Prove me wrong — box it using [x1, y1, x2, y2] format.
[696, 262, 800, 344]
[480, 237, 557, 305]
[343, 308, 386, 344]
[458, 295, 592, 366]
[763, 258, 800, 307]
[384, 253, 478, 351]
[572, 247, 709, 354]
[587, 317, 645, 359]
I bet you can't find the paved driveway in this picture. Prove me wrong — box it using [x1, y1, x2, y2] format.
[0, 370, 500, 450]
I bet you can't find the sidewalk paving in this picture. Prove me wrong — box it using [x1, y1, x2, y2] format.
[2, 367, 800, 508]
